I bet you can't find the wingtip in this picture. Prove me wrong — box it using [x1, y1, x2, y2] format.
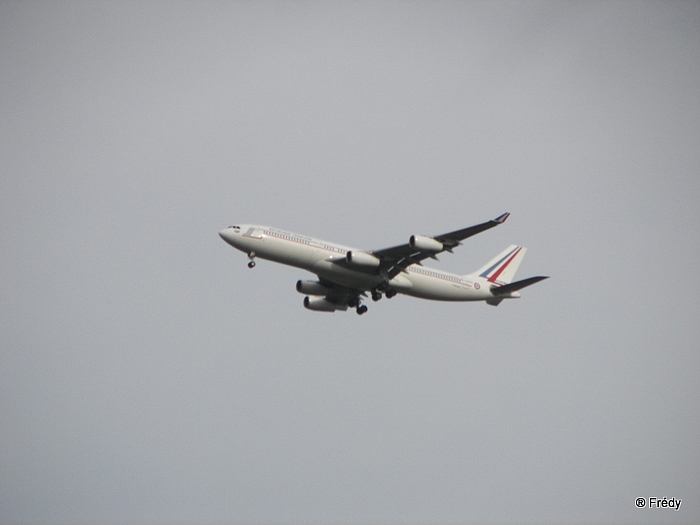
[494, 212, 510, 224]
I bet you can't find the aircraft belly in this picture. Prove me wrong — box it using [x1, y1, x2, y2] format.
[404, 272, 477, 301]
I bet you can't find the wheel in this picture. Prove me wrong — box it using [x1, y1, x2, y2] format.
[356, 305, 368, 315]
[248, 261, 256, 268]
[386, 289, 397, 299]
[371, 291, 382, 302]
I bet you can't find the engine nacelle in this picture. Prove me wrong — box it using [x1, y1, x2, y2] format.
[303, 296, 345, 312]
[296, 280, 329, 296]
[409, 234, 443, 252]
[346, 250, 381, 267]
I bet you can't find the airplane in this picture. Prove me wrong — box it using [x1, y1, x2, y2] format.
[219, 213, 548, 315]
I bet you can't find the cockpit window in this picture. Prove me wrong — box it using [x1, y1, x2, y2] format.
[228, 225, 240, 229]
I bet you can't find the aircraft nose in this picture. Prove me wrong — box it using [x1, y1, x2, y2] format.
[219, 228, 235, 245]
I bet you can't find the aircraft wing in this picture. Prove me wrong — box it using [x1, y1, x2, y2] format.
[371, 212, 510, 278]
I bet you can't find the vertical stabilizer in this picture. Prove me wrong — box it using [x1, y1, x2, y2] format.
[468, 245, 527, 285]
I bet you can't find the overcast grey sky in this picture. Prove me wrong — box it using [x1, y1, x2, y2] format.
[1, 1, 699, 524]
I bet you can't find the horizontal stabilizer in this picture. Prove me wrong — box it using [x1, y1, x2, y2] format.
[491, 276, 549, 296]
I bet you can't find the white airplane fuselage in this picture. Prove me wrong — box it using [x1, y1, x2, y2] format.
[219, 224, 496, 302]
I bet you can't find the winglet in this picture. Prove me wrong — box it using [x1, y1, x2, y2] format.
[493, 212, 510, 224]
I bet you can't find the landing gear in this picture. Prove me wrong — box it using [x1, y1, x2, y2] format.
[376, 281, 397, 299]
[247, 252, 256, 268]
[248, 261, 256, 268]
[349, 295, 368, 315]
[349, 292, 369, 315]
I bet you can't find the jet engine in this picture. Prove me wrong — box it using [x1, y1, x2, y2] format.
[296, 280, 329, 296]
[303, 296, 347, 312]
[409, 235, 443, 252]
[346, 250, 381, 267]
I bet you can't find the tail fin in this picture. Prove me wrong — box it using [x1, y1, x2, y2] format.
[469, 245, 527, 285]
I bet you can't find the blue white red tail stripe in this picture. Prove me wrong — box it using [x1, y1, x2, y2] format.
[479, 246, 521, 282]
[486, 247, 523, 283]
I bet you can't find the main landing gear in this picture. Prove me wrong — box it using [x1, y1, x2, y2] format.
[353, 285, 398, 314]
[247, 252, 256, 268]
[370, 287, 397, 301]
[348, 296, 368, 315]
